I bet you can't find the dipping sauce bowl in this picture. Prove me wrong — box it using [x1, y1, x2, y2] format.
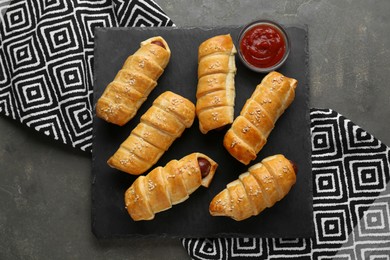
[238, 20, 290, 73]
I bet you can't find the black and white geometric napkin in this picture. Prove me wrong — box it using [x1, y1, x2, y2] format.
[182, 108, 390, 260]
[0, 0, 173, 152]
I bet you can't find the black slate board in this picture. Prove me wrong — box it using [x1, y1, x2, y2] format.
[92, 26, 312, 239]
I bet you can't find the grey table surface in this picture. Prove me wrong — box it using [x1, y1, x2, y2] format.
[1, 0, 389, 259]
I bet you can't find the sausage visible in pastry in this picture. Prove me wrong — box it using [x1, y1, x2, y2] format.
[108, 91, 195, 175]
[96, 36, 171, 126]
[125, 152, 218, 221]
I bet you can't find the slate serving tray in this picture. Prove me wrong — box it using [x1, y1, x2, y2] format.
[92, 25, 312, 239]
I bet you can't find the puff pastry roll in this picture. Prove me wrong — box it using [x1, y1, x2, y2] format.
[223, 71, 297, 165]
[209, 154, 297, 221]
[96, 36, 171, 126]
[107, 91, 195, 175]
[125, 152, 218, 221]
[196, 34, 237, 134]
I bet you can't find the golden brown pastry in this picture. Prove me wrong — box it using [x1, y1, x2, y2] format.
[209, 154, 297, 221]
[96, 36, 171, 126]
[107, 91, 195, 175]
[223, 71, 297, 165]
[125, 152, 218, 221]
[196, 34, 236, 134]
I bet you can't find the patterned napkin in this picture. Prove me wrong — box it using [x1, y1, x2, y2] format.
[0, 0, 173, 152]
[182, 108, 390, 260]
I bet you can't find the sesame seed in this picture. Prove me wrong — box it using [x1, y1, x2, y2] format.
[148, 180, 157, 191]
[138, 59, 145, 68]
[129, 78, 135, 85]
[211, 112, 219, 121]
[242, 125, 251, 133]
[211, 96, 221, 105]
[120, 158, 130, 165]
[103, 103, 119, 115]
[249, 189, 261, 197]
[208, 61, 221, 69]
[230, 139, 238, 148]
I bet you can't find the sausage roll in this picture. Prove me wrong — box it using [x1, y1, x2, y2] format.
[96, 36, 171, 126]
[223, 71, 297, 165]
[196, 34, 236, 134]
[125, 152, 218, 221]
[209, 154, 297, 221]
[108, 91, 195, 175]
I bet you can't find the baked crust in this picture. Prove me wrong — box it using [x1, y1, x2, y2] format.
[107, 91, 195, 175]
[223, 71, 298, 165]
[196, 34, 236, 134]
[125, 153, 218, 221]
[209, 154, 296, 221]
[96, 36, 171, 126]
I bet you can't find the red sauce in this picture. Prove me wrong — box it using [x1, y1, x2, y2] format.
[240, 24, 286, 69]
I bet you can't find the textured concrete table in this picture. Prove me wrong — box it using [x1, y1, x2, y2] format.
[1, 0, 389, 259]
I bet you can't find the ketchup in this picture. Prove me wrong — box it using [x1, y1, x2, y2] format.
[240, 24, 286, 69]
